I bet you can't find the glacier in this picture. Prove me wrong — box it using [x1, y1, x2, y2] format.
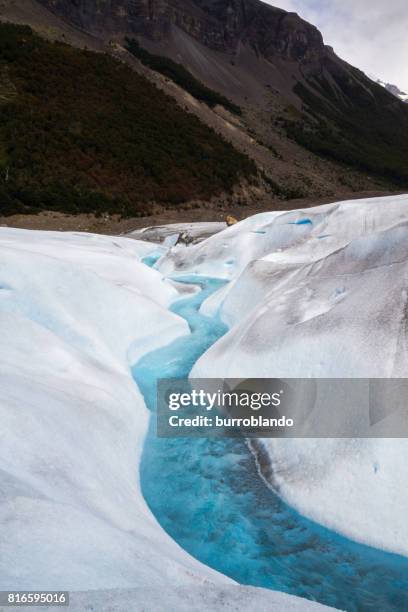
[158, 194, 408, 558]
[0, 227, 335, 610]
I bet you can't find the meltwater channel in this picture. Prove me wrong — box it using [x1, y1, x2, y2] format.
[132, 270, 408, 612]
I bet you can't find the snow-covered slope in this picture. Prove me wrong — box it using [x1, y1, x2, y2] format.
[159, 194, 408, 557]
[370, 75, 408, 103]
[0, 228, 332, 610]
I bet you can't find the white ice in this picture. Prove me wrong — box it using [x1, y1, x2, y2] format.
[0, 228, 331, 610]
[182, 194, 408, 557]
[66, 585, 336, 611]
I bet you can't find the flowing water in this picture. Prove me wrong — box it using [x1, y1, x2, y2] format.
[132, 273, 408, 611]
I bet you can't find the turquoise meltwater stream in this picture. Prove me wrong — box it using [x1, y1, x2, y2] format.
[132, 271, 408, 612]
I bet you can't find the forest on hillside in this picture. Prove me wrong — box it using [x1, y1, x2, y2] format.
[0, 24, 255, 217]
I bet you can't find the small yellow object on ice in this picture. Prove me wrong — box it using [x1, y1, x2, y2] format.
[226, 215, 238, 226]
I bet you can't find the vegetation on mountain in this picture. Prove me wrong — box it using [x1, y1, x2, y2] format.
[125, 39, 242, 116]
[0, 24, 255, 217]
[286, 68, 408, 186]
[30, 0, 408, 197]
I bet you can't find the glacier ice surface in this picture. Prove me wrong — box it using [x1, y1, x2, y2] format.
[180, 194, 408, 557]
[0, 228, 333, 610]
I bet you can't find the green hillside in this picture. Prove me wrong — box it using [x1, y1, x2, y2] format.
[0, 24, 255, 217]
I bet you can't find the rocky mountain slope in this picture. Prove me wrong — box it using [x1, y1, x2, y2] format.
[31, 1, 408, 185]
[1, 0, 408, 222]
[0, 22, 258, 217]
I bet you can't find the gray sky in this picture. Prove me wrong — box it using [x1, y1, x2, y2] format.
[267, 0, 408, 92]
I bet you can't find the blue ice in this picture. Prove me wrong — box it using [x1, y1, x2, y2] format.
[141, 251, 163, 268]
[288, 218, 313, 225]
[132, 271, 408, 611]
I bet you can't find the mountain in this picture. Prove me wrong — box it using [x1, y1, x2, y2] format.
[31, 0, 408, 187]
[34, 0, 375, 106]
[1, 0, 408, 221]
[0, 23, 256, 217]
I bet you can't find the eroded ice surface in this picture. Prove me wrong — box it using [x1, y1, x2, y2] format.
[4, 192, 408, 609]
[0, 228, 332, 610]
[0, 230, 229, 592]
[159, 195, 408, 558]
[134, 274, 408, 612]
